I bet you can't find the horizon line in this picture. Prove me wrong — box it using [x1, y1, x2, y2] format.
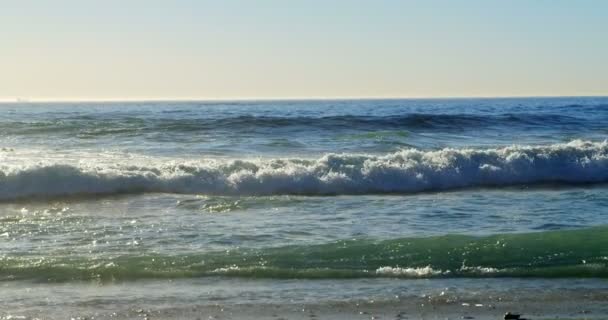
[1, 94, 607, 103]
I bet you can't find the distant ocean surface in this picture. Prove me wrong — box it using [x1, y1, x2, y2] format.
[1, 97, 608, 319]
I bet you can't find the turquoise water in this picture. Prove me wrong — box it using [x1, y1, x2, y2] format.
[1, 97, 608, 317]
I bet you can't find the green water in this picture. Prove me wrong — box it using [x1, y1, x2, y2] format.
[3, 226, 607, 282]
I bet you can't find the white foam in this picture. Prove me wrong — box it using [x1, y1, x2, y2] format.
[1, 140, 608, 200]
[211, 266, 242, 273]
[459, 265, 501, 274]
[375, 266, 443, 277]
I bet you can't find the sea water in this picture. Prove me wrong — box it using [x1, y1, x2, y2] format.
[1, 97, 608, 318]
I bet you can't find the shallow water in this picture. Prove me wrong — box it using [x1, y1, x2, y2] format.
[1, 97, 608, 318]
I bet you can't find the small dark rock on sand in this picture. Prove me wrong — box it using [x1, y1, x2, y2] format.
[504, 312, 527, 320]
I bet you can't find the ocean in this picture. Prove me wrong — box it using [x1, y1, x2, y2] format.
[1, 97, 608, 319]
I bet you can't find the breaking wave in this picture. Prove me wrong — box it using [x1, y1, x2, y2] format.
[1, 140, 608, 201]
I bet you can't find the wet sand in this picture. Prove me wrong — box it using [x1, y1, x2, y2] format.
[7, 287, 606, 320]
[121, 298, 608, 320]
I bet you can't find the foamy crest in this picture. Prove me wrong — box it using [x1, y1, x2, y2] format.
[376, 264, 503, 277]
[1, 140, 607, 200]
[459, 265, 501, 274]
[375, 266, 443, 277]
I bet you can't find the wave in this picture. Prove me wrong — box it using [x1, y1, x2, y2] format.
[1, 140, 608, 200]
[0, 113, 594, 136]
[2, 226, 607, 282]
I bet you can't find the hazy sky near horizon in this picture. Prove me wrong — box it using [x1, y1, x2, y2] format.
[1, 0, 607, 100]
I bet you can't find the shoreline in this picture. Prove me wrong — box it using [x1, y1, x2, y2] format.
[2, 278, 608, 319]
[5, 295, 606, 320]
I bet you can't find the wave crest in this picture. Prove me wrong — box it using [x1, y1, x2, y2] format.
[1, 140, 608, 200]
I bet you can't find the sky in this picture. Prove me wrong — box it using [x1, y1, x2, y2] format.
[1, 0, 607, 101]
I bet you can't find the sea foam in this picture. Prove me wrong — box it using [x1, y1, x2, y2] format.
[1, 140, 607, 200]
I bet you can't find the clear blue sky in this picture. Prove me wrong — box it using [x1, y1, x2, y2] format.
[1, 0, 607, 100]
